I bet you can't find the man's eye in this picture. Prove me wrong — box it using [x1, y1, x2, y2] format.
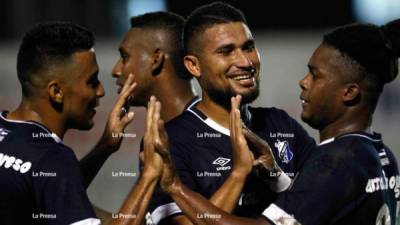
[120, 53, 128, 61]
[217, 48, 232, 55]
[88, 77, 100, 87]
[243, 44, 255, 52]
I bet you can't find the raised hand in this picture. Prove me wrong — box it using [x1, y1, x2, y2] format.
[142, 96, 164, 178]
[242, 126, 278, 171]
[100, 73, 136, 152]
[230, 95, 255, 176]
[242, 124, 286, 187]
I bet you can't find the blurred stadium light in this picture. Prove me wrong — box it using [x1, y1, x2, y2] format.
[112, 0, 167, 37]
[353, 0, 400, 24]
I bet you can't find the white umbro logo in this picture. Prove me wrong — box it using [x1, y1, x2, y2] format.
[213, 157, 230, 167]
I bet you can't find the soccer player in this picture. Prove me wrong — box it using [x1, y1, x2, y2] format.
[94, 11, 200, 224]
[0, 22, 165, 225]
[153, 18, 400, 225]
[86, 12, 200, 215]
[146, 2, 316, 224]
[112, 11, 198, 122]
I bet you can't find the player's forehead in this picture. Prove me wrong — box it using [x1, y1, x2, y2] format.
[309, 44, 346, 77]
[70, 50, 99, 79]
[200, 22, 254, 51]
[119, 28, 148, 51]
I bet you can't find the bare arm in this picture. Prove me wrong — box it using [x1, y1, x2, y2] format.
[80, 74, 136, 188]
[92, 167, 160, 225]
[168, 179, 270, 225]
[98, 96, 164, 225]
[207, 96, 254, 212]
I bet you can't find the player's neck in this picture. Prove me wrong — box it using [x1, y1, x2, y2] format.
[8, 98, 66, 139]
[154, 78, 196, 123]
[196, 95, 247, 129]
[319, 111, 371, 143]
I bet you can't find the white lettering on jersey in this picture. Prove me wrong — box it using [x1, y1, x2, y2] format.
[366, 173, 400, 198]
[0, 153, 32, 174]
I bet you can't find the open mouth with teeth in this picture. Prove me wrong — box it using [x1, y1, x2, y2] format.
[300, 97, 309, 107]
[231, 74, 253, 81]
[228, 72, 256, 88]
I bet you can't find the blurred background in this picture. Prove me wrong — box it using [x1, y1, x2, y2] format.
[1, 0, 400, 212]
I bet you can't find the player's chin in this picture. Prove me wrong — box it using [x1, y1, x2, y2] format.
[301, 113, 319, 129]
[76, 120, 95, 131]
[76, 114, 96, 130]
[236, 88, 259, 104]
[300, 109, 313, 123]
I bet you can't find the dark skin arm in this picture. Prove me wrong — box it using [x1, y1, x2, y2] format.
[96, 96, 165, 225]
[80, 74, 136, 188]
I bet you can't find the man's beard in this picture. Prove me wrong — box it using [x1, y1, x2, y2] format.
[204, 80, 260, 110]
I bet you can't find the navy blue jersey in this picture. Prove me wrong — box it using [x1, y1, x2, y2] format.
[147, 100, 316, 224]
[0, 112, 99, 225]
[262, 132, 400, 225]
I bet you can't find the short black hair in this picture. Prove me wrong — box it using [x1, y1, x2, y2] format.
[183, 2, 247, 55]
[17, 21, 95, 97]
[323, 19, 400, 112]
[130, 12, 191, 79]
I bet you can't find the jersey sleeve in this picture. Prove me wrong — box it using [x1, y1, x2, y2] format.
[32, 146, 99, 225]
[262, 147, 362, 225]
[146, 137, 198, 224]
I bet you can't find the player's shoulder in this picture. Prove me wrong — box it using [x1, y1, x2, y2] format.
[0, 111, 76, 165]
[318, 132, 383, 165]
[165, 109, 203, 138]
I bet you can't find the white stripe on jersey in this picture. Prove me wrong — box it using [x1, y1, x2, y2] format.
[262, 203, 302, 225]
[150, 202, 182, 224]
[0, 113, 62, 143]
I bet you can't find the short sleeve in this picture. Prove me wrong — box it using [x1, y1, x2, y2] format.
[32, 147, 99, 225]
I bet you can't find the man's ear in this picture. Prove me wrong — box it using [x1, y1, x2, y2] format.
[48, 81, 63, 104]
[151, 49, 165, 76]
[343, 83, 360, 105]
[184, 55, 201, 78]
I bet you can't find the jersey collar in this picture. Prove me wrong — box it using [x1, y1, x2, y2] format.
[318, 131, 382, 146]
[185, 99, 230, 136]
[0, 111, 63, 143]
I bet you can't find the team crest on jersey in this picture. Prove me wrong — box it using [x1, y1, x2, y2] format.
[274, 139, 293, 164]
[213, 157, 231, 171]
[0, 128, 11, 142]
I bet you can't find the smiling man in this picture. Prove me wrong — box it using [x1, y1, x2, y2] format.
[146, 2, 316, 224]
